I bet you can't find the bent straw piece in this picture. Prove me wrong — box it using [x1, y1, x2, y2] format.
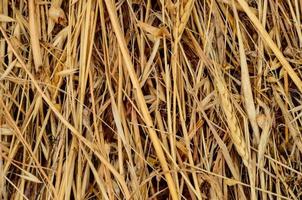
[236, 0, 302, 93]
[28, 0, 43, 71]
[103, 0, 178, 199]
[0, 26, 131, 199]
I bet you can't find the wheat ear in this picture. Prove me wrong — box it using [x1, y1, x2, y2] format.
[214, 69, 249, 167]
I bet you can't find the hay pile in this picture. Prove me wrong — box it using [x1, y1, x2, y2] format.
[1, 0, 302, 199]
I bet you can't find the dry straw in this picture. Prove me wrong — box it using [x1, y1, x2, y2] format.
[0, 0, 302, 199]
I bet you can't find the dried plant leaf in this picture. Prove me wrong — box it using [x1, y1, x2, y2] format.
[0, 14, 15, 22]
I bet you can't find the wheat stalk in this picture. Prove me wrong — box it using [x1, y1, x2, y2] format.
[214, 69, 249, 167]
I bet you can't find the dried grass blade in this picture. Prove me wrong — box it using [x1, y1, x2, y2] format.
[233, 2, 260, 143]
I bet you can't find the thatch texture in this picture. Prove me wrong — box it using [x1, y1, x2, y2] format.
[1, 0, 302, 199]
